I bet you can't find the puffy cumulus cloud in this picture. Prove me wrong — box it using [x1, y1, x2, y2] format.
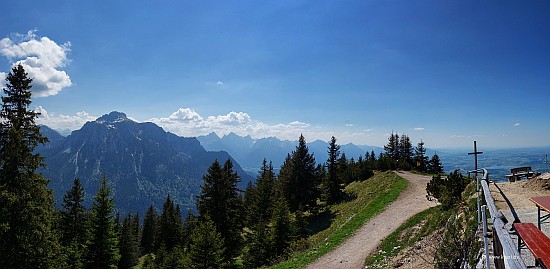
[167, 108, 204, 123]
[207, 111, 251, 126]
[35, 106, 97, 133]
[514, 122, 520, 127]
[149, 108, 208, 136]
[149, 108, 319, 140]
[0, 30, 72, 97]
[150, 108, 389, 144]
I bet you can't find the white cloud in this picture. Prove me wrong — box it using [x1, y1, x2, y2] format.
[168, 108, 204, 123]
[0, 30, 72, 97]
[33, 107, 385, 145]
[449, 134, 486, 139]
[216, 81, 224, 86]
[207, 111, 251, 126]
[288, 121, 310, 128]
[514, 122, 520, 127]
[35, 106, 97, 132]
[414, 127, 425, 131]
[149, 108, 321, 141]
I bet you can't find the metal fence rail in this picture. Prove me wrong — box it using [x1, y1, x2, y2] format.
[478, 168, 527, 269]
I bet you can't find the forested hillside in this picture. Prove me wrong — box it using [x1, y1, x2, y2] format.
[1, 65, 442, 268]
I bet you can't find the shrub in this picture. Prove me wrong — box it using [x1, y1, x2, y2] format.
[426, 170, 470, 209]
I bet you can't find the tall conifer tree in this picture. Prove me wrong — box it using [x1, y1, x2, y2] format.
[188, 218, 225, 269]
[0, 64, 58, 268]
[60, 178, 88, 246]
[399, 134, 414, 169]
[384, 132, 400, 161]
[428, 153, 444, 174]
[156, 195, 184, 251]
[196, 159, 243, 264]
[271, 195, 292, 256]
[60, 178, 88, 268]
[118, 213, 140, 269]
[323, 136, 342, 204]
[84, 177, 120, 269]
[278, 134, 319, 212]
[249, 159, 276, 224]
[140, 205, 157, 255]
[414, 139, 429, 172]
[243, 159, 278, 267]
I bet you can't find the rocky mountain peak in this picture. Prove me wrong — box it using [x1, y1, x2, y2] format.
[95, 111, 131, 124]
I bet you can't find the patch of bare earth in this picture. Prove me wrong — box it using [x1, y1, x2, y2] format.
[305, 171, 435, 269]
[491, 172, 550, 210]
[387, 228, 443, 269]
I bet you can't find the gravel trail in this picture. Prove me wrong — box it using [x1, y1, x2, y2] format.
[305, 171, 435, 269]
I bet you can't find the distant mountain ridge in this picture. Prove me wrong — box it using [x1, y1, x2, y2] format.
[38, 112, 253, 215]
[197, 132, 383, 172]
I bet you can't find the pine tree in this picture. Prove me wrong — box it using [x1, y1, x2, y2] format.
[84, 177, 120, 269]
[367, 150, 377, 170]
[398, 134, 414, 169]
[188, 218, 225, 269]
[140, 205, 157, 255]
[271, 196, 292, 255]
[278, 134, 319, 212]
[428, 153, 444, 174]
[243, 159, 277, 267]
[118, 213, 140, 269]
[132, 212, 140, 247]
[156, 195, 184, 251]
[60, 178, 88, 246]
[60, 178, 88, 268]
[356, 155, 374, 181]
[0, 64, 58, 268]
[337, 153, 350, 184]
[384, 132, 400, 161]
[250, 159, 276, 224]
[243, 218, 272, 268]
[243, 181, 256, 227]
[197, 159, 244, 264]
[414, 139, 429, 172]
[323, 136, 342, 204]
[183, 208, 198, 249]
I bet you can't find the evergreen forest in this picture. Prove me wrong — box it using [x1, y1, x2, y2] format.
[0, 65, 444, 268]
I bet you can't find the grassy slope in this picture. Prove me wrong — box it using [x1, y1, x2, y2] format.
[268, 171, 408, 269]
[364, 180, 479, 268]
[364, 206, 449, 268]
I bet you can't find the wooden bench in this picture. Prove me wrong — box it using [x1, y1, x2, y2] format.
[513, 222, 550, 268]
[505, 166, 534, 182]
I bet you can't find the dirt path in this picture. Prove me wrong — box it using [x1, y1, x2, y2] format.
[305, 171, 436, 269]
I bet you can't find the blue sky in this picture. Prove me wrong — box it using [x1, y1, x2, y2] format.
[1, 1, 549, 148]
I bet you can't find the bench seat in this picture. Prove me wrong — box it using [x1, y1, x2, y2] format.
[506, 166, 534, 182]
[513, 222, 550, 268]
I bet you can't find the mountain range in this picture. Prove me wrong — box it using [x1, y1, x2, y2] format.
[196, 133, 550, 182]
[38, 111, 548, 216]
[197, 132, 383, 173]
[37, 111, 253, 215]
